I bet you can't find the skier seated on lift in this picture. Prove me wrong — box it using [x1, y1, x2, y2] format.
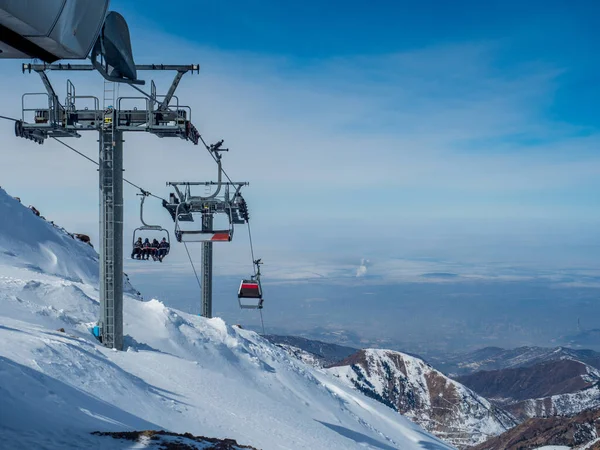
[157, 237, 170, 262]
[131, 237, 143, 259]
[142, 238, 152, 260]
[151, 238, 160, 261]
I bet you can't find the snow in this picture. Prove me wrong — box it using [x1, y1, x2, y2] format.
[327, 349, 516, 447]
[0, 188, 454, 450]
[518, 383, 600, 419]
[534, 447, 571, 450]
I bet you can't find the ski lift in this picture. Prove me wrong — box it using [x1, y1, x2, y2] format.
[174, 202, 234, 243]
[132, 192, 170, 261]
[170, 156, 235, 243]
[238, 259, 264, 309]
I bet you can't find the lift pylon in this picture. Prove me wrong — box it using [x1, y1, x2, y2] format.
[16, 63, 200, 350]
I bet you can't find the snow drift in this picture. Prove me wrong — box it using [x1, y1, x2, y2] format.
[0, 188, 454, 450]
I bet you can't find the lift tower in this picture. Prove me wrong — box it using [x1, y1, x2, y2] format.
[15, 63, 201, 349]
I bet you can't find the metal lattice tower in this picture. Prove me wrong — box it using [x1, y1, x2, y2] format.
[16, 63, 200, 350]
[201, 214, 213, 318]
[98, 80, 124, 348]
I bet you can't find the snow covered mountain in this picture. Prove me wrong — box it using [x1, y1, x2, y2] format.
[326, 349, 517, 449]
[430, 346, 600, 377]
[456, 359, 600, 421]
[0, 188, 453, 450]
[470, 407, 600, 450]
[507, 382, 600, 421]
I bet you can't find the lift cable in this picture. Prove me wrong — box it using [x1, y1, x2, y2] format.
[197, 133, 259, 275]
[183, 241, 202, 292]
[2, 115, 265, 330]
[0, 115, 167, 202]
[50, 137, 167, 202]
[198, 133, 265, 332]
[259, 308, 265, 335]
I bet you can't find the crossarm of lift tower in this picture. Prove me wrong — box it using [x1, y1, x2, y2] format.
[16, 63, 202, 146]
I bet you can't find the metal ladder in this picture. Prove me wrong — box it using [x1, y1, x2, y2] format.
[101, 80, 116, 348]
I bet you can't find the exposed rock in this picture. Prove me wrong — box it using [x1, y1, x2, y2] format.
[327, 349, 517, 448]
[456, 359, 600, 421]
[91, 430, 260, 449]
[457, 360, 599, 402]
[469, 407, 600, 450]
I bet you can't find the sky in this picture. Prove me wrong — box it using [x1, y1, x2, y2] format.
[0, 0, 599, 345]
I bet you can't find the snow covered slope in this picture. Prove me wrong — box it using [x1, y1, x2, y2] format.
[507, 383, 600, 420]
[0, 188, 453, 450]
[263, 334, 358, 367]
[456, 359, 600, 421]
[327, 349, 517, 449]
[471, 408, 600, 450]
[0, 191, 98, 284]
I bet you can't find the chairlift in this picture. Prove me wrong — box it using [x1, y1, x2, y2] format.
[238, 259, 264, 309]
[173, 202, 234, 243]
[132, 193, 170, 261]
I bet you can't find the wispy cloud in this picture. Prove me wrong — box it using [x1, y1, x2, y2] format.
[1, 27, 598, 273]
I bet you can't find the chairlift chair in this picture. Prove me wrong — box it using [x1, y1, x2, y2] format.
[132, 194, 170, 261]
[173, 202, 234, 243]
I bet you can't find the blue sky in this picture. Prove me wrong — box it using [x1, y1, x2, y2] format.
[1, 0, 599, 282]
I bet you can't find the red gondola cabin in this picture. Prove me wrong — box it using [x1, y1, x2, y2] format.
[238, 279, 262, 299]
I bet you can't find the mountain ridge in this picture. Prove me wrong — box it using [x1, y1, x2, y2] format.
[326, 348, 517, 449]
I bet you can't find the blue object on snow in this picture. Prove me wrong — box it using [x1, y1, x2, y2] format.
[92, 326, 100, 338]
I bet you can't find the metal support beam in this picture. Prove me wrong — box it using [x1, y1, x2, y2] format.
[167, 181, 249, 186]
[158, 71, 185, 111]
[99, 128, 124, 350]
[23, 63, 199, 73]
[201, 213, 213, 318]
[36, 71, 63, 125]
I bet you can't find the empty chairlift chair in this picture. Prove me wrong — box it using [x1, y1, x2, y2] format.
[173, 202, 234, 243]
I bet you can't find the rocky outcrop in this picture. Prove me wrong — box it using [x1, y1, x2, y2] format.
[469, 408, 600, 450]
[91, 430, 259, 449]
[457, 359, 600, 421]
[457, 360, 599, 402]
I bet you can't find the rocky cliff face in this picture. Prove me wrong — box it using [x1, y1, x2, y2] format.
[506, 383, 600, 422]
[327, 349, 517, 449]
[470, 407, 600, 450]
[457, 359, 600, 421]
